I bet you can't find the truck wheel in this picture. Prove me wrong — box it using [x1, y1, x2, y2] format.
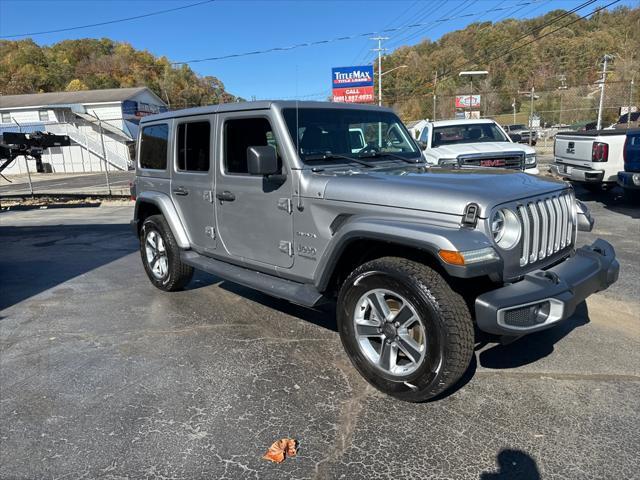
[337, 257, 474, 402]
[140, 214, 193, 291]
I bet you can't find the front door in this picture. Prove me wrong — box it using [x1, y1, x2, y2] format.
[215, 112, 293, 268]
[170, 116, 216, 253]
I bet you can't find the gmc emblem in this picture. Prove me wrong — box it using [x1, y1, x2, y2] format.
[566, 142, 575, 154]
[480, 159, 506, 167]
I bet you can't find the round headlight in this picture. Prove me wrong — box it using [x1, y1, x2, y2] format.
[491, 208, 521, 250]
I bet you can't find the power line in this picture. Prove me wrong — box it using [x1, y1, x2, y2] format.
[388, 0, 617, 100]
[170, 0, 546, 65]
[0, 0, 216, 39]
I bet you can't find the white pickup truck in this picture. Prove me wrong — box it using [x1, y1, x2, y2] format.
[551, 129, 626, 190]
[417, 119, 539, 174]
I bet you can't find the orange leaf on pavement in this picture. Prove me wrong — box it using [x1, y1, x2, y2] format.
[262, 438, 298, 463]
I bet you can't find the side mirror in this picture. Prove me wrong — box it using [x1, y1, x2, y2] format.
[417, 141, 428, 151]
[508, 133, 522, 143]
[247, 146, 279, 176]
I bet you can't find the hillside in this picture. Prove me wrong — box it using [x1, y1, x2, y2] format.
[0, 38, 239, 108]
[380, 5, 639, 125]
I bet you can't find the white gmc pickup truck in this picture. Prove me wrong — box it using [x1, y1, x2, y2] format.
[417, 119, 539, 174]
[551, 129, 626, 190]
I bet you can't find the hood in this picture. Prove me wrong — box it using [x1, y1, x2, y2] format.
[427, 142, 534, 159]
[319, 166, 566, 217]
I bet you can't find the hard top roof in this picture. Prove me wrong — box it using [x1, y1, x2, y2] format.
[140, 100, 394, 123]
[430, 119, 498, 127]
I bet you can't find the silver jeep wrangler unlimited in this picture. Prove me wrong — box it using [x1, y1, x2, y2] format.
[131, 101, 619, 402]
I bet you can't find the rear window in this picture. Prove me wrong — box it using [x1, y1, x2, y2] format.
[176, 121, 210, 172]
[140, 124, 168, 170]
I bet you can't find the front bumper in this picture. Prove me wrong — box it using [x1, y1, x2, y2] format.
[551, 163, 605, 183]
[617, 171, 640, 190]
[475, 239, 619, 336]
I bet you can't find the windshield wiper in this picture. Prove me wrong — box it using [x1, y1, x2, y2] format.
[303, 151, 374, 168]
[358, 151, 421, 164]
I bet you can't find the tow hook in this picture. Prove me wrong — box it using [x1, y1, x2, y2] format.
[542, 271, 560, 284]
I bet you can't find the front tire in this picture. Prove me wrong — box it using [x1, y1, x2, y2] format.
[140, 215, 193, 291]
[337, 257, 474, 402]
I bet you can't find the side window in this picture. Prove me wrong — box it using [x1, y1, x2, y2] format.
[224, 117, 279, 174]
[140, 124, 168, 170]
[419, 127, 429, 143]
[176, 121, 210, 172]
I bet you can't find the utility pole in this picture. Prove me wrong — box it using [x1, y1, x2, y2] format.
[529, 86, 535, 146]
[371, 36, 388, 107]
[557, 75, 567, 127]
[596, 54, 613, 131]
[628, 76, 635, 130]
[518, 87, 537, 146]
[433, 71, 438, 121]
[512, 98, 517, 125]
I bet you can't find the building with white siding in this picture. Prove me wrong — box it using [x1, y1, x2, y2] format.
[0, 87, 167, 174]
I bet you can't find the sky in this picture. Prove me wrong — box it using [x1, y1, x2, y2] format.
[0, 0, 635, 100]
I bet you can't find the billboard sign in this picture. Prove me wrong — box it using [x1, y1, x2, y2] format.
[332, 65, 375, 103]
[455, 95, 481, 109]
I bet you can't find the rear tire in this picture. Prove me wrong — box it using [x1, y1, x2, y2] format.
[337, 257, 474, 402]
[140, 215, 193, 291]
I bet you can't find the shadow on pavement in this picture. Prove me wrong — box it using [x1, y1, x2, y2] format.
[0, 223, 138, 310]
[187, 272, 339, 332]
[480, 449, 541, 479]
[478, 302, 590, 369]
[573, 184, 640, 219]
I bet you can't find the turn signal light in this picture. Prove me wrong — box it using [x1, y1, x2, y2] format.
[438, 247, 499, 266]
[438, 250, 465, 265]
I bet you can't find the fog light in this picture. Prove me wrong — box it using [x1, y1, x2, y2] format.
[632, 173, 640, 186]
[530, 301, 551, 324]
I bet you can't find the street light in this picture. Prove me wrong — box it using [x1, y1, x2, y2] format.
[378, 65, 408, 106]
[459, 70, 488, 118]
[381, 65, 408, 77]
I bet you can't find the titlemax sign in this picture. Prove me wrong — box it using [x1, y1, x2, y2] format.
[331, 65, 374, 88]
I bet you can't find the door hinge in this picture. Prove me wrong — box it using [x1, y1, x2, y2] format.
[279, 240, 293, 256]
[277, 198, 293, 214]
[203, 190, 214, 203]
[205, 226, 216, 239]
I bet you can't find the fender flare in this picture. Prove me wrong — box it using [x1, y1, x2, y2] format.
[133, 191, 191, 249]
[314, 215, 496, 291]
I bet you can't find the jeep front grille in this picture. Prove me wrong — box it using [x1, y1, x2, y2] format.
[516, 191, 575, 267]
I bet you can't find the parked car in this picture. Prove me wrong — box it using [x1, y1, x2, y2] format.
[418, 119, 538, 174]
[552, 129, 627, 191]
[131, 101, 618, 402]
[503, 123, 538, 145]
[617, 129, 640, 197]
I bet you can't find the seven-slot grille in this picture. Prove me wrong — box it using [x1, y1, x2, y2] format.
[516, 191, 575, 267]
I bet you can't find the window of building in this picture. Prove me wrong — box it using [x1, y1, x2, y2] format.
[1, 112, 11, 124]
[176, 121, 210, 172]
[139, 124, 169, 170]
[224, 117, 279, 174]
[38, 110, 50, 122]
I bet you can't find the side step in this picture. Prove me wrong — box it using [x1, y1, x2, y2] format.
[180, 251, 326, 308]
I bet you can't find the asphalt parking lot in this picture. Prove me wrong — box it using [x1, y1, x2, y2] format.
[1, 187, 638, 479]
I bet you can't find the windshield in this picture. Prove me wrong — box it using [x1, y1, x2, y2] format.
[282, 108, 420, 164]
[509, 124, 526, 130]
[431, 123, 509, 147]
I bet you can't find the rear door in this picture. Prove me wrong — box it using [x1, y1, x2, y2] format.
[215, 111, 294, 268]
[171, 116, 216, 253]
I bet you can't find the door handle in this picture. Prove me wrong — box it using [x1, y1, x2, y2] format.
[216, 191, 236, 202]
[172, 187, 189, 196]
